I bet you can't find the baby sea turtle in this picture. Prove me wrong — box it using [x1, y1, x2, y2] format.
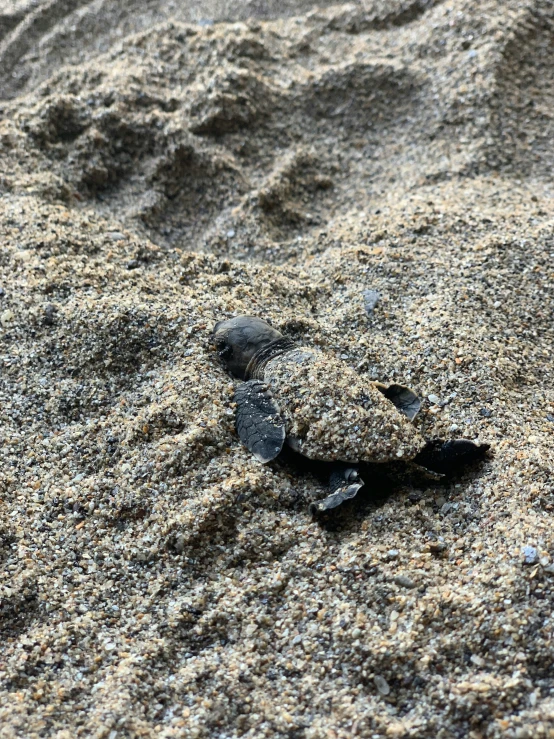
[213, 315, 489, 514]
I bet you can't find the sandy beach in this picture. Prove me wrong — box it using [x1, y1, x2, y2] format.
[0, 0, 553, 736]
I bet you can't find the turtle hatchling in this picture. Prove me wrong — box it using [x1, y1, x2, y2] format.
[213, 315, 489, 514]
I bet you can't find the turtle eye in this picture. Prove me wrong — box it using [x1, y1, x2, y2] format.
[217, 341, 233, 361]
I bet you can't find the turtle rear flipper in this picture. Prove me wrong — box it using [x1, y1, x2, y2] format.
[414, 439, 491, 475]
[309, 466, 364, 515]
[374, 383, 421, 421]
[234, 380, 286, 463]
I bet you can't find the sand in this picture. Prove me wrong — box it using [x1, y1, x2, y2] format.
[0, 0, 553, 737]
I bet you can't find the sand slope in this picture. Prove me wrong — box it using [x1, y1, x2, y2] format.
[0, 1, 553, 737]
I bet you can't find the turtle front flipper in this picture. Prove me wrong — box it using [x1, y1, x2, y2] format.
[234, 380, 286, 463]
[309, 466, 364, 515]
[413, 438, 491, 475]
[374, 382, 421, 421]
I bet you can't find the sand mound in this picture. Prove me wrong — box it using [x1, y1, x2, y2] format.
[0, 1, 553, 737]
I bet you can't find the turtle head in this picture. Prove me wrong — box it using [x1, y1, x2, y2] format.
[212, 315, 282, 379]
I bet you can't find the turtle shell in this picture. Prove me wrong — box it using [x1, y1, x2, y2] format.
[255, 347, 425, 463]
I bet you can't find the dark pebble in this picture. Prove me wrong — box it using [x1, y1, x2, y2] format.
[43, 303, 57, 326]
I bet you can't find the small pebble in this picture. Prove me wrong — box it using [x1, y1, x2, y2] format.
[428, 394, 441, 405]
[394, 575, 416, 589]
[523, 546, 539, 565]
[1, 309, 14, 325]
[362, 289, 381, 315]
[374, 675, 390, 695]
[43, 303, 57, 325]
[428, 541, 447, 554]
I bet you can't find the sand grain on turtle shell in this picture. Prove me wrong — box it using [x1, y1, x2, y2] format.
[261, 348, 425, 462]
